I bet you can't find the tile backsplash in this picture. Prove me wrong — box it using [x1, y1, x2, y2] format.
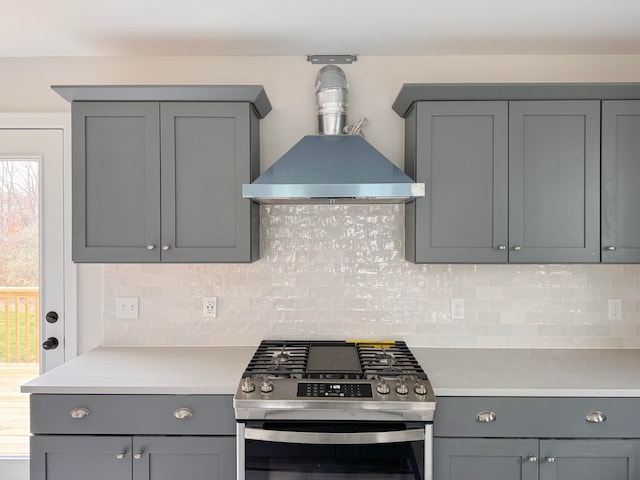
[103, 205, 640, 348]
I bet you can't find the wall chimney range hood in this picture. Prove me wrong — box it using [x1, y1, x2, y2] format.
[242, 65, 425, 204]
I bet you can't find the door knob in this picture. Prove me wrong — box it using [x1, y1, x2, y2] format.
[42, 337, 59, 350]
[45, 311, 59, 323]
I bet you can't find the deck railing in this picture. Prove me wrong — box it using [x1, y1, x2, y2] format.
[0, 287, 39, 363]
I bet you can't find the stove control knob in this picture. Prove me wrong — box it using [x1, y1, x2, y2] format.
[260, 378, 274, 394]
[376, 379, 390, 395]
[414, 382, 428, 395]
[396, 379, 409, 395]
[240, 377, 255, 393]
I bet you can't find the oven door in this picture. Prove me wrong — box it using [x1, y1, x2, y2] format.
[237, 421, 432, 480]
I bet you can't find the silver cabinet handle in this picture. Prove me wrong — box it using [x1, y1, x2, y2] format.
[586, 411, 607, 423]
[527, 455, 538, 463]
[476, 411, 497, 423]
[513, 245, 523, 251]
[162, 245, 170, 251]
[605, 246, 616, 251]
[116, 452, 126, 460]
[146, 245, 155, 250]
[69, 407, 91, 419]
[173, 407, 194, 420]
[497, 245, 507, 250]
[134, 452, 143, 459]
[245, 427, 424, 445]
[546, 455, 556, 463]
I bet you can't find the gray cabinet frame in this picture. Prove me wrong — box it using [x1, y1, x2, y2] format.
[601, 100, 640, 263]
[404, 99, 600, 264]
[508, 101, 600, 263]
[406, 101, 508, 263]
[71, 99, 262, 263]
[434, 396, 640, 480]
[29, 394, 236, 480]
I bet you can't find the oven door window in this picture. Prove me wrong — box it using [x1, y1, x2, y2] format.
[244, 422, 425, 480]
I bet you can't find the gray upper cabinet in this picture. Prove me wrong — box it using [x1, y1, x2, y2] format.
[159, 102, 260, 263]
[405, 101, 508, 263]
[72, 102, 161, 262]
[601, 101, 640, 263]
[508, 101, 600, 263]
[403, 98, 600, 264]
[58, 85, 270, 263]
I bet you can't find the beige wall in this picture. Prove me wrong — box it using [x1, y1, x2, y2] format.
[2, 55, 640, 352]
[2, 55, 640, 171]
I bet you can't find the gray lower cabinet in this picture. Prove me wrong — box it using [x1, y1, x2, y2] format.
[404, 100, 600, 264]
[435, 438, 538, 480]
[434, 396, 640, 480]
[436, 438, 640, 480]
[601, 100, 640, 262]
[29, 394, 236, 480]
[31, 435, 235, 480]
[71, 100, 261, 263]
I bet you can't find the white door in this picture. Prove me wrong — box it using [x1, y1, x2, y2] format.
[0, 114, 74, 479]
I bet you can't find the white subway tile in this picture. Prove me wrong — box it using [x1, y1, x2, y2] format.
[101, 205, 640, 349]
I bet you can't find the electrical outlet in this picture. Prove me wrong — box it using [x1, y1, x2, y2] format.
[608, 299, 622, 320]
[203, 297, 217, 318]
[451, 298, 464, 320]
[116, 297, 138, 319]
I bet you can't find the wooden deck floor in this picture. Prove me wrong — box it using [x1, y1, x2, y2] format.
[0, 363, 38, 455]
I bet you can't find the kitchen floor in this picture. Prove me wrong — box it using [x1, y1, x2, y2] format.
[0, 363, 38, 455]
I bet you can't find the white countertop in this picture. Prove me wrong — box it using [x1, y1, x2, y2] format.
[414, 348, 640, 397]
[21, 346, 255, 394]
[21, 345, 640, 397]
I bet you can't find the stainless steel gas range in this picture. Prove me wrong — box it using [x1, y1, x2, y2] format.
[233, 340, 436, 480]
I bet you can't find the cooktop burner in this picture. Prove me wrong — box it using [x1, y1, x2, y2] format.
[240, 340, 428, 380]
[234, 340, 436, 422]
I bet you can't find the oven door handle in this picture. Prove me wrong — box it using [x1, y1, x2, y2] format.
[244, 427, 425, 445]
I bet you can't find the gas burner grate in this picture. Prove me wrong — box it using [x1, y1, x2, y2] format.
[242, 341, 308, 378]
[242, 340, 428, 381]
[357, 341, 428, 380]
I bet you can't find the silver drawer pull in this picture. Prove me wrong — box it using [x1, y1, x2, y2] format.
[546, 455, 556, 463]
[497, 245, 507, 251]
[173, 407, 194, 420]
[605, 246, 616, 251]
[134, 452, 144, 460]
[586, 411, 607, 423]
[476, 411, 497, 423]
[527, 455, 538, 463]
[513, 245, 523, 251]
[69, 407, 91, 419]
[116, 452, 126, 460]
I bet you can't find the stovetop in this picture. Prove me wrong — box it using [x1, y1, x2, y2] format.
[241, 340, 428, 380]
[234, 340, 436, 422]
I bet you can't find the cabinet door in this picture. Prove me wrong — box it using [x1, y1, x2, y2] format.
[435, 438, 538, 480]
[31, 435, 132, 480]
[601, 101, 640, 262]
[132, 436, 236, 480]
[508, 101, 600, 263]
[160, 102, 260, 262]
[539, 439, 640, 480]
[407, 101, 508, 263]
[72, 102, 161, 262]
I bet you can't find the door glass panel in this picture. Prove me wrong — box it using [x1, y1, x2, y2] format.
[0, 159, 39, 456]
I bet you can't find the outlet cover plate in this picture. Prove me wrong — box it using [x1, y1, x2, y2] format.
[116, 297, 139, 319]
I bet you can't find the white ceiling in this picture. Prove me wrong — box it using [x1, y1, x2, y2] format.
[2, 0, 640, 57]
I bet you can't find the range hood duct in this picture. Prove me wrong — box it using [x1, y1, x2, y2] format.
[242, 65, 425, 204]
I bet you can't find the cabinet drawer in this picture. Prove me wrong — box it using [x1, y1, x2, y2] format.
[31, 394, 235, 435]
[434, 397, 640, 438]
